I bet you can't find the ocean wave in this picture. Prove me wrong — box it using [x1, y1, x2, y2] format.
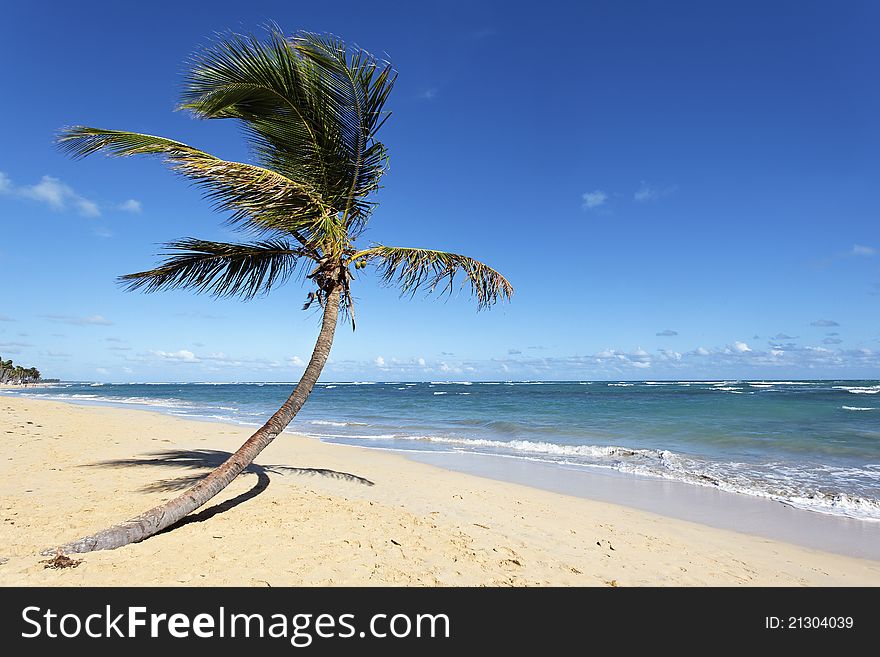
[842, 406, 876, 411]
[9, 391, 198, 409]
[316, 432, 880, 521]
[336, 433, 661, 459]
[833, 385, 880, 395]
[307, 419, 366, 427]
[433, 392, 448, 395]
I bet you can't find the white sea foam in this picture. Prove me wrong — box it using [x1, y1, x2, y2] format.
[842, 406, 876, 411]
[833, 385, 880, 395]
[308, 433, 880, 521]
[433, 392, 448, 395]
[308, 420, 350, 427]
[344, 434, 662, 459]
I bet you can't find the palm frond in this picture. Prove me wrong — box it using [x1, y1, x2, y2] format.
[119, 238, 303, 300]
[180, 28, 339, 198]
[180, 27, 394, 235]
[56, 127, 339, 242]
[357, 245, 513, 309]
[294, 32, 396, 235]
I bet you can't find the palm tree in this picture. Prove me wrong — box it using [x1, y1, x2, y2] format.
[52, 27, 512, 554]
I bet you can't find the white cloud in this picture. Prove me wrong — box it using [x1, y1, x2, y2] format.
[581, 190, 607, 209]
[634, 181, 677, 202]
[851, 244, 876, 256]
[0, 341, 31, 348]
[659, 349, 682, 361]
[1, 172, 139, 219]
[76, 198, 101, 217]
[632, 361, 651, 369]
[417, 357, 426, 367]
[810, 319, 839, 327]
[733, 341, 751, 353]
[289, 355, 305, 366]
[152, 349, 198, 362]
[118, 199, 142, 213]
[96, 367, 109, 375]
[656, 329, 678, 337]
[15, 175, 102, 217]
[374, 356, 386, 368]
[19, 175, 68, 209]
[42, 314, 112, 326]
[694, 347, 710, 356]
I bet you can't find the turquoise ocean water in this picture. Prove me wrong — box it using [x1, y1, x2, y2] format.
[4, 380, 879, 521]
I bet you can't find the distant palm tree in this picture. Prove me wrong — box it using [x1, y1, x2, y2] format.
[54, 27, 512, 553]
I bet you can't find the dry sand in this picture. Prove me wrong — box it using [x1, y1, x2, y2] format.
[1, 396, 878, 586]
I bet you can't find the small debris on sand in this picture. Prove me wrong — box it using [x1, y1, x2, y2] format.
[41, 552, 82, 570]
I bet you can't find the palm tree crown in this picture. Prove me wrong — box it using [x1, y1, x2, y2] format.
[58, 28, 512, 321]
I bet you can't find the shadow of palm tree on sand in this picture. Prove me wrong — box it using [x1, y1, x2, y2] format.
[88, 449, 373, 531]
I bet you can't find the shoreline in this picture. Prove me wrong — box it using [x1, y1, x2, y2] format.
[407, 451, 880, 560]
[4, 384, 879, 531]
[1, 396, 879, 586]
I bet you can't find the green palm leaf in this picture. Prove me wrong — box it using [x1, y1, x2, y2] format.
[356, 245, 513, 309]
[180, 29, 337, 197]
[56, 127, 339, 242]
[119, 238, 303, 300]
[180, 27, 395, 237]
[294, 32, 396, 233]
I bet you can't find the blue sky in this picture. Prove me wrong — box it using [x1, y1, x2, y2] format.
[1, 0, 877, 382]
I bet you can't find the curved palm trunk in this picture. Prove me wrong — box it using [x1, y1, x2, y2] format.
[49, 287, 341, 554]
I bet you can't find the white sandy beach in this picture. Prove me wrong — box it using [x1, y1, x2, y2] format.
[1, 396, 879, 586]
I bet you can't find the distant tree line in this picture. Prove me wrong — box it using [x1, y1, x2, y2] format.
[0, 357, 42, 384]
